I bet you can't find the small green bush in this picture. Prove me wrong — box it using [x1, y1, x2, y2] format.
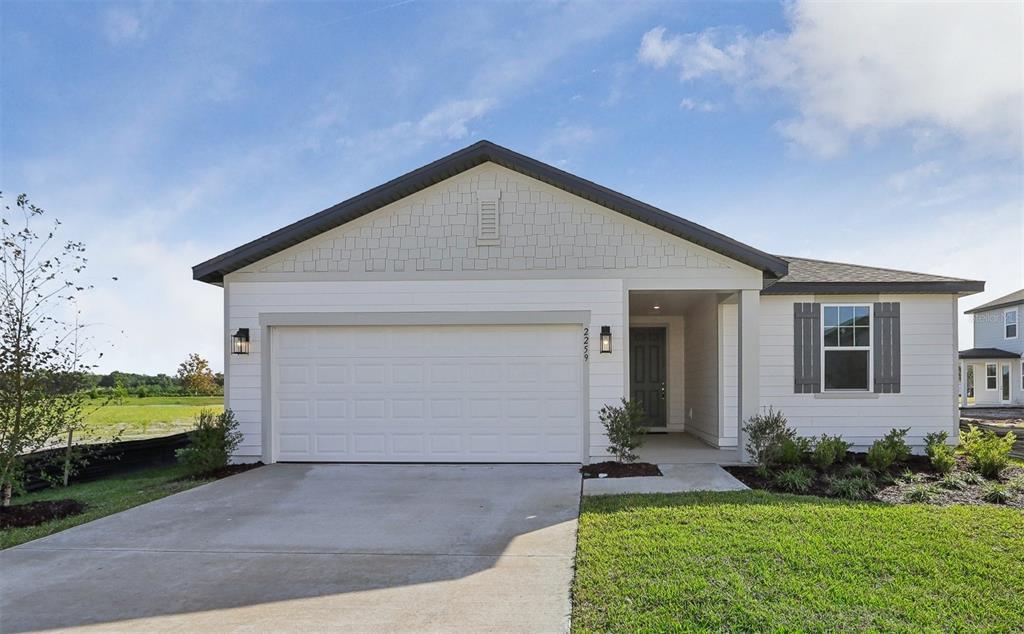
[980, 482, 1011, 505]
[866, 428, 911, 472]
[773, 466, 816, 493]
[776, 436, 812, 466]
[844, 464, 873, 479]
[742, 407, 794, 472]
[175, 409, 242, 475]
[812, 435, 852, 470]
[1008, 474, 1024, 493]
[900, 469, 924, 484]
[938, 473, 967, 490]
[960, 470, 984, 486]
[827, 474, 878, 500]
[929, 445, 956, 475]
[599, 399, 647, 463]
[904, 484, 939, 503]
[959, 425, 1016, 479]
[923, 431, 955, 474]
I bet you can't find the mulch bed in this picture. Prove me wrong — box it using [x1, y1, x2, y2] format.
[175, 461, 264, 482]
[726, 453, 1023, 508]
[580, 461, 662, 479]
[0, 499, 86, 529]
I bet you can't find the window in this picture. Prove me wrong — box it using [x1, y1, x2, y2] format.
[1005, 309, 1018, 339]
[986, 363, 997, 390]
[823, 305, 871, 391]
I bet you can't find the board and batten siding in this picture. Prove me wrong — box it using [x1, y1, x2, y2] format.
[225, 278, 625, 461]
[757, 294, 959, 448]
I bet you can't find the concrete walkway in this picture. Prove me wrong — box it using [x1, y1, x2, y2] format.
[0, 464, 582, 633]
[583, 463, 748, 496]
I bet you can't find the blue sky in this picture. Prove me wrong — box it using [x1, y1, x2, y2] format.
[2, 1, 1021, 373]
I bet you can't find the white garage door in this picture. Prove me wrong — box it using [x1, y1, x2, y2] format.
[271, 324, 584, 462]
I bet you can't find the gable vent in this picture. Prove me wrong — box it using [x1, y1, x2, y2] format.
[477, 189, 501, 246]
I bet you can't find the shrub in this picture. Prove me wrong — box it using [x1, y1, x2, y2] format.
[900, 469, 924, 484]
[960, 470, 984, 486]
[866, 428, 911, 472]
[939, 472, 967, 490]
[742, 407, 794, 472]
[1008, 474, 1024, 493]
[812, 435, 852, 471]
[904, 484, 939, 503]
[844, 464, 873, 480]
[928, 444, 956, 475]
[981, 482, 1011, 505]
[827, 474, 878, 500]
[774, 466, 816, 493]
[959, 425, 1016, 479]
[922, 430, 955, 475]
[599, 399, 647, 463]
[776, 436, 812, 466]
[175, 409, 242, 475]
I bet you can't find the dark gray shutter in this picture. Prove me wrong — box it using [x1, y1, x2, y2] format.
[794, 302, 821, 393]
[873, 302, 901, 393]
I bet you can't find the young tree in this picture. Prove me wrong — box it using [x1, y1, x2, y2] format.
[0, 193, 94, 505]
[177, 353, 218, 396]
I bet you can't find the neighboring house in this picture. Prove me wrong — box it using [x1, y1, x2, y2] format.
[193, 141, 983, 464]
[960, 289, 1024, 407]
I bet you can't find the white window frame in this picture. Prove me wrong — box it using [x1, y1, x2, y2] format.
[821, 303, 873, 392]
[985, 363, 997, 391]
[1004, 308, 1018, 339]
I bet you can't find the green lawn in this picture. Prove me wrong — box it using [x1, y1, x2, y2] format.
[1, 464, 211, 549]
[573, 491, 1024, 633]
[82, 396, 223, 441]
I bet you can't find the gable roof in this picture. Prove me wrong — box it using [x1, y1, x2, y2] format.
[192, 140, 789, 284]
[964, 289, 1024, 314]
[761, 256, 984, 295]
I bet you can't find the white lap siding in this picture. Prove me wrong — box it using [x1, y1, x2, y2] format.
[757, 294, 959, 449]
[225, 278, 625, 462]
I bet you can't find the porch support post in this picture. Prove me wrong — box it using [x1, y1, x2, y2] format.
[737, 289, 760, 463]
[960, 359, 968, 408]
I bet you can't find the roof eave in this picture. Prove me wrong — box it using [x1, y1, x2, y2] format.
[761, 280, 985, 296]
[964, 299, 1024, 314]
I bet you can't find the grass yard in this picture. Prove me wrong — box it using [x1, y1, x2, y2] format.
[82, 396, 223, 441]
[573, 491, 1024, 633]
[1, 464, 211, 549]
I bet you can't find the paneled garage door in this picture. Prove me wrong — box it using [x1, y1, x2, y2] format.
[271, 324, 584, 462]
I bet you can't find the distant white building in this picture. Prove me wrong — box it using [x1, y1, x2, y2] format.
[961, 289, 1024, 407]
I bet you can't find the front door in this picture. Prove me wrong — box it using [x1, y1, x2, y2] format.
[1001, 363, 1011, 403]
[630, 327, 667, 428]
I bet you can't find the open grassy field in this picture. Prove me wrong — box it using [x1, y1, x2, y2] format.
[81, 396, 223, 442]
[1, 464, 211, 549]
[573, 490, 1024, 632]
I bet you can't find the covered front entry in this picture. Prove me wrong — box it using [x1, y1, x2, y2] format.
[627, 289, 758, 464]
[270, 323, 585, 463]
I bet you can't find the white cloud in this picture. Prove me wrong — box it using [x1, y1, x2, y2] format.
[102, 7, 146, 43]
[638, 2, 1023, 156]
[416, 98, 497, 140]
[886, 161, 943, 193]
[679, 97, 717, 112]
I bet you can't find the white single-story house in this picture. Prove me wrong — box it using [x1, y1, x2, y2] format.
[193, 141, 984, 464]
[960, 289, 1023, 407]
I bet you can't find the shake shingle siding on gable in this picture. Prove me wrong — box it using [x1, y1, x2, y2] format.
[253, 165, 733, 276]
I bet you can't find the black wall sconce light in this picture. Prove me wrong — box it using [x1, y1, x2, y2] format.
[231, 328, 250, 355]
[600, 326, 612, 353]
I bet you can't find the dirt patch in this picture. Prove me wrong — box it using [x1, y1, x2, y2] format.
[0, 499, 86, 529]
[175, 461, 264, 482]
[580, 461, 662, 479]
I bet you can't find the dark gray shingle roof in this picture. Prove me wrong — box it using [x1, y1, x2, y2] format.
[964, 289, 1024, 314]
[762, 256, 983, 295]
[959, 348, 1021, 359]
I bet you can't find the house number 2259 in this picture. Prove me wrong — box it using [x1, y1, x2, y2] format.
[583, 327, 590, 362]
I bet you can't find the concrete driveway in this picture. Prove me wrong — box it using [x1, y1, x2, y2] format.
[0, 464, 582, 633]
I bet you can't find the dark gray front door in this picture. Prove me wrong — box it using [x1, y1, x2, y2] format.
[630, 327, 667, 428]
